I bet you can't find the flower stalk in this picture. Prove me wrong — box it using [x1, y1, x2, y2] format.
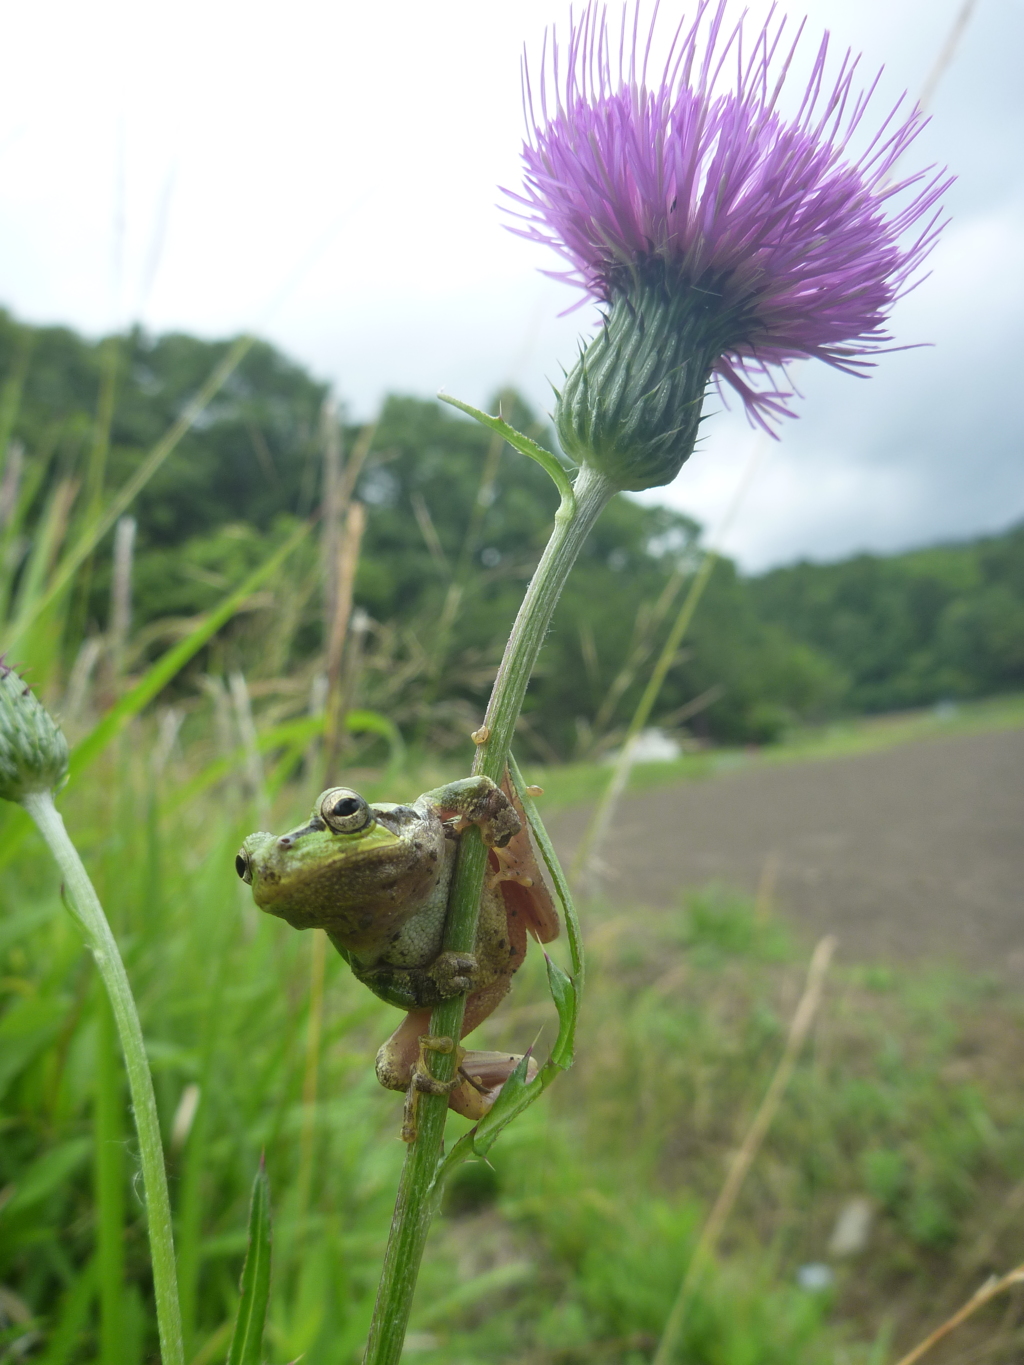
[364, 0, 952, 1350]
[22, 788, 185, 1365]
[2, 659, 183, 1365]
[363, 458, 614, 1365]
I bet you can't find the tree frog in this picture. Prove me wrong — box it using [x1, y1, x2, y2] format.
[236, 774, 559, 1133]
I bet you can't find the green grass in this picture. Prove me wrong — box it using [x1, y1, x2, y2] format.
[4, 738, 1024, 1363]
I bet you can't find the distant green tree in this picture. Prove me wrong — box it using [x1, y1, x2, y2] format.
[749, 524, 1024, 709]
[14, 305, 1019, 758]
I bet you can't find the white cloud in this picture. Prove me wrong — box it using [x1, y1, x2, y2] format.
[0, 0, 1021, 570]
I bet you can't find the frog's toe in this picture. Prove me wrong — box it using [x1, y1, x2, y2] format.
[429, 950, 479, 997]
[479, 801, 520, 850]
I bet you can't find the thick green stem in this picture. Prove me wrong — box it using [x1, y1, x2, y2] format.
[22, 790, 184, 1365]
[363, 463, 615, 1365]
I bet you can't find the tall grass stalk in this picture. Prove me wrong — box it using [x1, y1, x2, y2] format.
[323, 499, 366, 783]
[422, 401, 511, 706]
[229, 672, 270, 829]
[296, 928, 329, 1219]
[108, 515, 136, 686]
[363, 451, 614, 1365]
[20, 789, 184, 1365]
[572, 439, 764, 894]
[5, 333, 254, 653]
[894, 1261, 1024, 1365]
[653, 934, 836, 1365]
[570, 546, 718, 892]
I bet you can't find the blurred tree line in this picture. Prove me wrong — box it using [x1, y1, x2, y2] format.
[1, 305, 1021, 762]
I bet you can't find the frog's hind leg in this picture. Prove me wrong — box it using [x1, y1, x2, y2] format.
[376, 981, 535, 1137]
[375, 1012, 466, 1142]
[375, 1008, 434, 1094]
[448, 1049, 539, 1121]
[373, 992, 506, 1096]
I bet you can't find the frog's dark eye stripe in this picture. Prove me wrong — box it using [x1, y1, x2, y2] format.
[235, 849, 252, 884]
[319, 787, 371, 834]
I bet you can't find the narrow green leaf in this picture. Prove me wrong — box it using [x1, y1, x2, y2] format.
[0, 901, 59, 955]
[166, 706, 403, 813]
[413, 1260, 534, 1328]
[35, 1255, 97, 1365]
[471, 1053, 532, 1158]
[5, 1138, 92, 1215]
[6, 334, 255, 651]
[68, 519, 311, 782]
[437, 758, 584, 1169]
[544, 955, 577, 1071]
[508, 754, 585, 982]
[226, 1160, 272, 1365]
[438, 393, 576, 511]
[344, 708, 407, 777]
[0, 998, 66, 1102]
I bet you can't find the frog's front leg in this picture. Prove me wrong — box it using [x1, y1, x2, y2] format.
[420, 775, 520, 849]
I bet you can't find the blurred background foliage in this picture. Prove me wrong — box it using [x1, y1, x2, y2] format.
[4, 306, 1024, 1363]
[4, 304, 1022, 766]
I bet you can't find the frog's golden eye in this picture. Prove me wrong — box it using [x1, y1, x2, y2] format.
[235, 849, 252, 884]
[320, 787, 371, 834]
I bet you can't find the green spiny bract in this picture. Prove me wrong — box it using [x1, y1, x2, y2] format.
[554, 276, 724, 492]
[0, 660, 69, 803]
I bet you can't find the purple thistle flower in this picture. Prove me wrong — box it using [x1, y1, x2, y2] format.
[505, 0, 951, 487]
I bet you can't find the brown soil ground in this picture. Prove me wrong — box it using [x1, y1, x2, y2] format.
[546, 726, 1024, 972]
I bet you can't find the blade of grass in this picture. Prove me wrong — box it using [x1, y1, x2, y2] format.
[22, 790, 184, 1365]
[5, 334, 255, 652]
[295, 930, 328, 1221]
[571, 438, 764, 894]
[652, 934, 837, 1365]
[68, 517, 312, 782]
[893, 1263, 1024, 1365]
[323, 498, 367, 783]
[177, 876, 234, 1360]
[164, 706, 403, 815]
[226, 1160, 272, 1365]
[35, 1256, 96, 1365]
[0, 325, 32, 466]
[0, 444, 54, 626]
[9, 477, 79, 626]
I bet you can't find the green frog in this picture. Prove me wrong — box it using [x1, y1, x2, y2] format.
[236, 775, 559, 1132]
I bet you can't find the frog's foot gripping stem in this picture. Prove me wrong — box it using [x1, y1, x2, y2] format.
[427, 950, 478, 999]
[400, 1036, 466, 1144]
[427, 775, 521, 849]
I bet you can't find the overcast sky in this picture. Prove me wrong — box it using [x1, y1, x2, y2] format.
[1, 0, 1021, 570]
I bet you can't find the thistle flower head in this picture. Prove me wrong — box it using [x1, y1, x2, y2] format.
[0, 660, 69, 803]
[506, 0, 951, 486]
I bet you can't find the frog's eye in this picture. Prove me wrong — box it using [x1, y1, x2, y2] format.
[235, 849, 252, 884]
[320, 787, 371, 834]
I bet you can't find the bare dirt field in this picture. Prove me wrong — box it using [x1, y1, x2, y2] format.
[547, 726, 1024, 971]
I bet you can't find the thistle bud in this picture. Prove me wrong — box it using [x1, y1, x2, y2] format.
[0, 660, 69, 803]
[554, 280, 719, 492]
